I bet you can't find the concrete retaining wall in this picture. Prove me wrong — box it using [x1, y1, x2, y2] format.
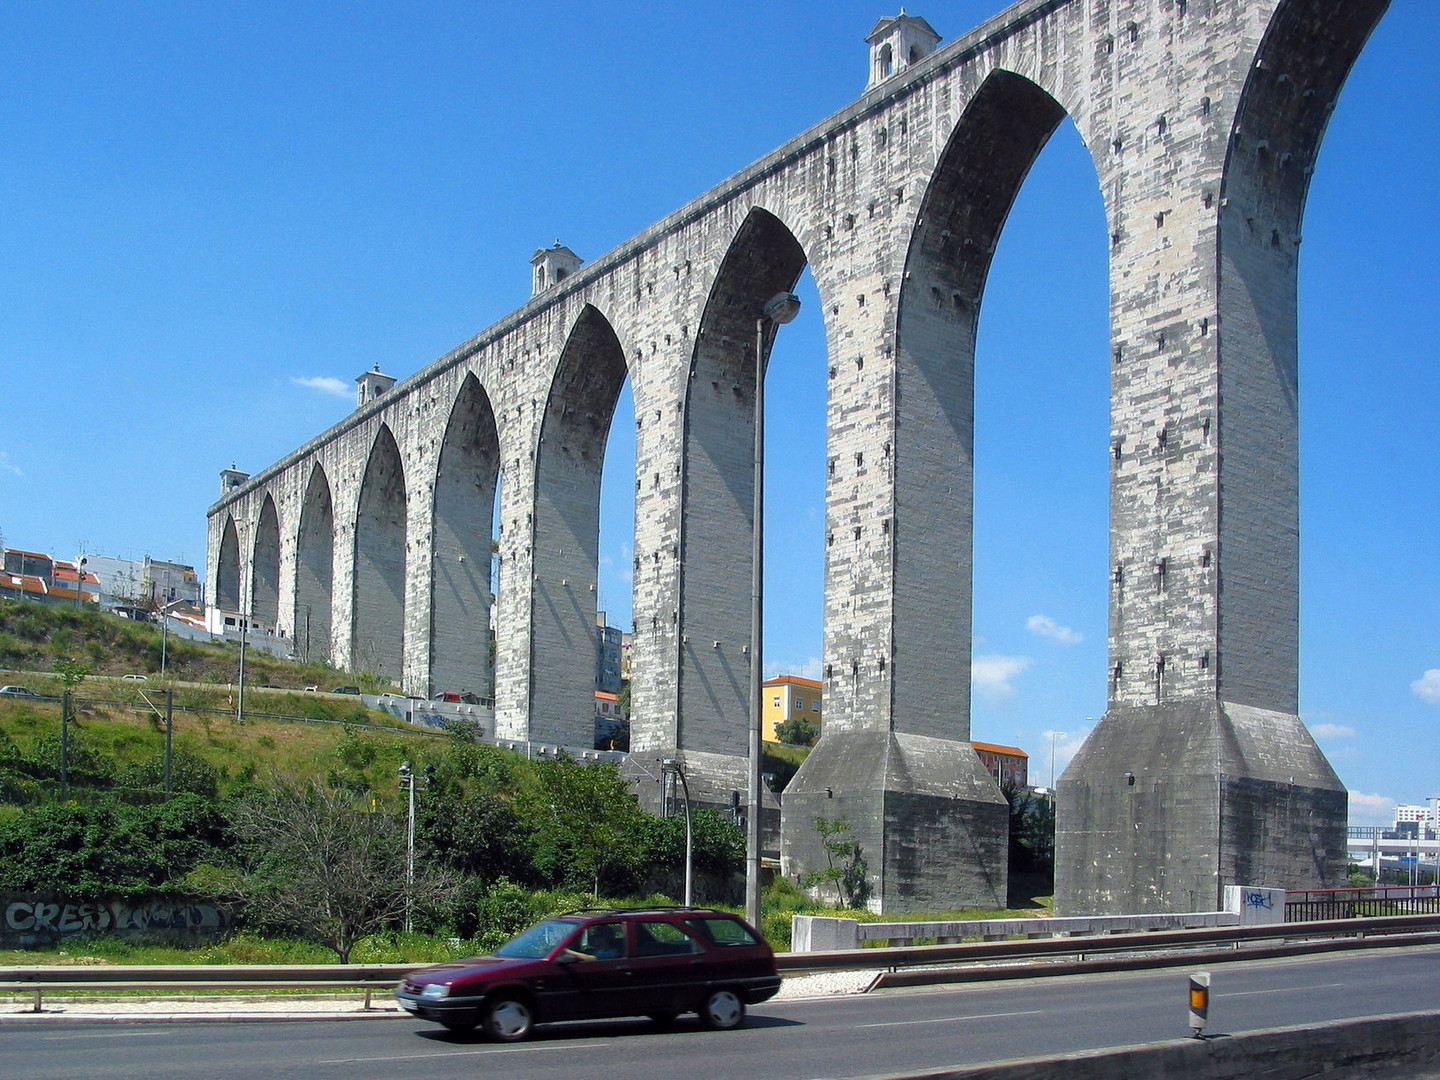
[868, 1011, 1440, 1080]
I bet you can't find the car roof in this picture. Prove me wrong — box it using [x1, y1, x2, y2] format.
[559, 906, 741, 920]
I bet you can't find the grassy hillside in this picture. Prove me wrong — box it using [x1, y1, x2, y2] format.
[0, 598, 436, 807]
[0, 597, 395, 691]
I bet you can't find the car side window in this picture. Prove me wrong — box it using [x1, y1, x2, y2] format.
[634, 919, 703, 957]
[686, 917, 759, 947]
[569, 921, 627, 961]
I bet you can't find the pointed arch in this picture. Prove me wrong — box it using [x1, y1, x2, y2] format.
[295, 462, 335, 664]
[528, 305, 629, 745]
[353, 425, 408, 681]
[431, 374, 501, 698]
[250, 493, 281, 629]
[892, 69, 1070, 739]
[216, 515, 241, 612]
[677, 207, 807, 756]
[1213, 0, 1389, 711]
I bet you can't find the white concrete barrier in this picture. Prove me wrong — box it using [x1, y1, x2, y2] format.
[790, 884, 1292, 951]
[792, 910, 1241, 951]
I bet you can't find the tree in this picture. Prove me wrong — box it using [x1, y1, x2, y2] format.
[801, 816, 870, 909]
[0, 795, 228, 898]
[52, 657, 91, 689]
[229, 781, 450, 962]
[419, 792, 531, 885]
[775, 715, 818, 747]
[526, 756, 649, 895]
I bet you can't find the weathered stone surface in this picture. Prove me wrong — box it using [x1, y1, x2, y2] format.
[209, 0, 1385, 914]
[1056, 701, 1346, 915]
[782, 731, 1008, 912]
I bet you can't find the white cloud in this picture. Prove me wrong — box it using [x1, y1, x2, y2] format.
[972, 654, 1032, 705]
[0, 451, 21, 477]
[291, 375, 352, 399]
[1026, 614, 1083, 645]
[1348, 790, 1398, 828]
[1308, 722, 1357, 741]
[765, 657, 822, 682]
[1412, 669, 1440, 704]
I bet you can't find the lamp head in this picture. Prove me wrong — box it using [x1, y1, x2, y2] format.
[761, 291, 801, 325]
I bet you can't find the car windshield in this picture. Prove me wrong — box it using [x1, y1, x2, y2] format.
[493, 918, 581, 959]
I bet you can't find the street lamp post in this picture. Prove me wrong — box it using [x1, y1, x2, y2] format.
[236, 517, 250, 725]
[747, 290, 801, 931]
[399, 762, 416, 933]
[663, 758, 694, 906]
[158, 599, 185, 677]
[1049, 730, 1068, 790]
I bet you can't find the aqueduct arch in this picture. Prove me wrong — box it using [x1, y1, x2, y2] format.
[209, 0, 1396, 914]
[526, 305, 630, 745]
[352, 425, 408, 681]
[294, 464, 335, 665]
[430, 375, 500, 701]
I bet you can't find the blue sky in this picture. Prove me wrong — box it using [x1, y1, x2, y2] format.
[0, 2, 1434, 825]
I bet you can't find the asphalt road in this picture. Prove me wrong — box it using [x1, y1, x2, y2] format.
[7, 946, 1438, 1080]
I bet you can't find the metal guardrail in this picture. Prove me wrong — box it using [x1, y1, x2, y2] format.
[775, 913, 1440, 976]
[5, 914, 1438, 1012]
[1285, 886, 1440, 922]
[0, 963, 413, 1014]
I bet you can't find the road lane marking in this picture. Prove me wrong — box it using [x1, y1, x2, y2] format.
[861, 1009, 1043, 1029]
[37, 1030, 159, 1041]
[321, 1041, 606, 1064]
[1225, 981, 1347, 999]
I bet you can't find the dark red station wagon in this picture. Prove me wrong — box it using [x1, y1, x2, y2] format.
[394, 907, 781, 1040]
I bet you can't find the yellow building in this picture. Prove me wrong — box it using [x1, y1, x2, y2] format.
[763, 675, 822, 743]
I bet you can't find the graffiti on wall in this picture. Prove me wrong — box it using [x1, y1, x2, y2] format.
[1, 894, 233, 947]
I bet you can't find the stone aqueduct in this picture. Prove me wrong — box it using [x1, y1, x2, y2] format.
[209, 0, 1387, 914]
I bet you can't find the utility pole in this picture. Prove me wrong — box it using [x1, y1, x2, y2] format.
[163, 689, 174, 798]
[60, 690, 71, 799]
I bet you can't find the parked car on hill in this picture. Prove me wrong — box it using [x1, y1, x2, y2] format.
[0, 685, 42, 698]
[332, 685, 361, 695]
[433, 690, 481, 704]
[395, 907, 779, 1040]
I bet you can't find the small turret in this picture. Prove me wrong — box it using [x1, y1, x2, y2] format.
[530, 241, 583, 296]
[865, 11, 941, 90]
[220, 464, 250, 499]
[355, 363, 396, 409]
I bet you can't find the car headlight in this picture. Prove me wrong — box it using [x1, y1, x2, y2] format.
[421, 983, 450, 999]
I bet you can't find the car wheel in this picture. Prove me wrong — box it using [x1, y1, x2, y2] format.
[699, 988, 745, 1031]
[483, 994, 534, 1042]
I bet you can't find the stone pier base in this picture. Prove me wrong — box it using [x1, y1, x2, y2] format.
[780, 731, 1008, 913]
[1055, 701, 1348, 916]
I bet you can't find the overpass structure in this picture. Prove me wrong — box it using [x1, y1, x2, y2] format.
[208, 0, 1390, 914]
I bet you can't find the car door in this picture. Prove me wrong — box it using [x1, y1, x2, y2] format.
[547, 920, 643, 1021]
[625, 918, 708, 1016]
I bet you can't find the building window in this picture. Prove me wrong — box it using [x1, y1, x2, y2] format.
[795, 697, 805, 710]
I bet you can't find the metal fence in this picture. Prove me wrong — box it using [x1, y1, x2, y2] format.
[1285, 885, 1440, 922]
